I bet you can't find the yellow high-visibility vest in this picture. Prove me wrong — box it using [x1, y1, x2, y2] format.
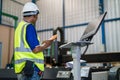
[14, 21, 44, 73]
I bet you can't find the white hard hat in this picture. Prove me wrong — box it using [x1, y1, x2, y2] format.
[22, 2, 40, 16]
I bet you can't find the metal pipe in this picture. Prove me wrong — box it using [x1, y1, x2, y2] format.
[52, 27, 65, 63]
[0, 11, 18, 29]
[0, 0, 2, 24]
[37, 17, 120, 33]
[32, 0, 36, 3]
[61, 0, 66, 43]
[99, 0, 107, 52]
[63, 0, 65, 33]
[53, 27, 65, 43]
[10, 0, 24, 6]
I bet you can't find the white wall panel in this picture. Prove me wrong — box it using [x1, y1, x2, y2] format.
[105, 21, 120, 52]
[36, 0, 63, 45]
[104, 0, 120, 52]
[36, 0, 63, 30]
[65, 27, 84, 42]
[65, 0, 99, 25]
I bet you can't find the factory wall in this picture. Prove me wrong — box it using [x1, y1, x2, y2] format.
[36, 0, 63, 41]
[64, 0, 101, 53]
[1, 0, 120, 54]
[0, 25, 14, 68]
[104, 0, 120, 52]
[37, 0, 120, 54]
[36, 0, 103, 54]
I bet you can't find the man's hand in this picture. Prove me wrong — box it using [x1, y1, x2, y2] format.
[41, 40, 52, 46]
[49, 34, 57, 40]
[33, 40, 52, 53]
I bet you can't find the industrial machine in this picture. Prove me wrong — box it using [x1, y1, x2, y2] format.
[43, 12, 110, 80]
[59, 11, 107, 80]
[41, 67, 73, 80]
[108, 66, 120, 80]
[0, 69, 17, 80]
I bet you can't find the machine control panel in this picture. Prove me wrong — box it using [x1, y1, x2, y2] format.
[57, 71, 71, 78]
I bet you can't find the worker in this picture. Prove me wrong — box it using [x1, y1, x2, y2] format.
[14, 2, 57, 80]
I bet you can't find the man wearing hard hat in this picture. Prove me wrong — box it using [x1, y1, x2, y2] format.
[14, 2, 57, 80]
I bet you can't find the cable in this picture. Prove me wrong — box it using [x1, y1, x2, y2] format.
[82, 45, 89, 56]
[81, 35, 93, 55]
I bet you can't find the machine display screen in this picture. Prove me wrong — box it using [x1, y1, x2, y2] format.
[80, 12, 107, 41]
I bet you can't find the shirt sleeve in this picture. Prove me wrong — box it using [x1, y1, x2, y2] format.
[26, 24, 39, 50]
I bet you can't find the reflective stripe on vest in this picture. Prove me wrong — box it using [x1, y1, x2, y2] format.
[15, 58, 44, 64]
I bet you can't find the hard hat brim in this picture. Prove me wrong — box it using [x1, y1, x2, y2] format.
[23, 10, 39, 16]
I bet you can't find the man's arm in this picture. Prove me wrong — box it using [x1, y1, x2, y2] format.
[32, 34, 57, 53]
[32, 40, 53, 53]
